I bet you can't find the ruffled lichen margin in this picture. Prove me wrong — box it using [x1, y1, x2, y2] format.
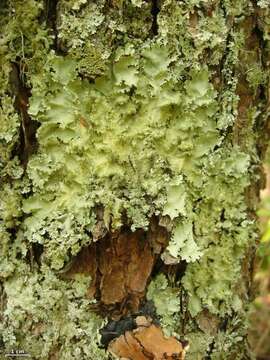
[0, 0, 269, 359]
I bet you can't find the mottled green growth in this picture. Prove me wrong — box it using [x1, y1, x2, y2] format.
[0, 265, 105, 359]
[22, 52, 220, 268]
[0, 0, 269, 359]
[147, 274, 180, 337]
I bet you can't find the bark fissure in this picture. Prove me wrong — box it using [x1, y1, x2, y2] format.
[9, 62, 38, 169]
[44, 0, 60, 53]
[150, 0, 160, 37]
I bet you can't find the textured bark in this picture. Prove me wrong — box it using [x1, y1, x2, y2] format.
[0, 1, 270, 359]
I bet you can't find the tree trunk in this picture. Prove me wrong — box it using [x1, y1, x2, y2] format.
[0, 1, 269, 359]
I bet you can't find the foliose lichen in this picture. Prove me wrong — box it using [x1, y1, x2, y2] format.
[0, 0, 269, 359]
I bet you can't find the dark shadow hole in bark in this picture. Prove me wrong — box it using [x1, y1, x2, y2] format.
[150, 0, 160, 37]
[9, 61, 40, 170]
[44, 0, 57, 34]
[174, 261, 188, 283]
[25, 243, 44, 270]
[0, 280, 7, 313]
[149, 256, 164, 277]
[99, 299, 159, 349]
[33, 243, 44, 266]
[100, 316, 137, 348]
[43, 0, 66, 54]
[251, 21, 268, 64]
[205, 339, 215, 359]
[220, 208, 225, 222]
[6, 225, 20, 242]
[151, 261, 188, 285]
[219, 317, 229, 331]
[0, 336, 4, 351]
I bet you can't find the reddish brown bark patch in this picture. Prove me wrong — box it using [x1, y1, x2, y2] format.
[62, 218, 168, 318]
[99, 229, 154, 305]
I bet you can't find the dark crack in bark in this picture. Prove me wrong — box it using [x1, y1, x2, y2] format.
[150, 0, 160, 37]
[9, 62, 39, 170]
[44, 0, 62, 53]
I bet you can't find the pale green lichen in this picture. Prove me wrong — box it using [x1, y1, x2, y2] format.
[147, 274, 181, 337]
[0, 265, 105, 359]
[186, 315, 251, 360]
[185, 332, 214, 360]
[22, 53, 219, 267]
[163, 182, 187, 219]
[257, 0, 270, 8]
[162, 221, 202, 264]
[246, 65, 267, 90]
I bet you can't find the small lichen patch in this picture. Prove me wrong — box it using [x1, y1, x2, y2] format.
[147, 274, 180, 337]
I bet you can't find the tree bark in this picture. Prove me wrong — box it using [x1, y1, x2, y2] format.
[0, 1, 269, 359]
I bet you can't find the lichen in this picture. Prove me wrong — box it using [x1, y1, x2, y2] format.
[0, 0, 269, 359]
[147, 274, 181, 337]
[0, 265, 105, 359]
[22, 49, 220, 267]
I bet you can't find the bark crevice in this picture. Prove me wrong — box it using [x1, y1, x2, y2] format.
[44, 0, 60, 53]
[150, 0, 160, 37]
[9, 62, 39, 170]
